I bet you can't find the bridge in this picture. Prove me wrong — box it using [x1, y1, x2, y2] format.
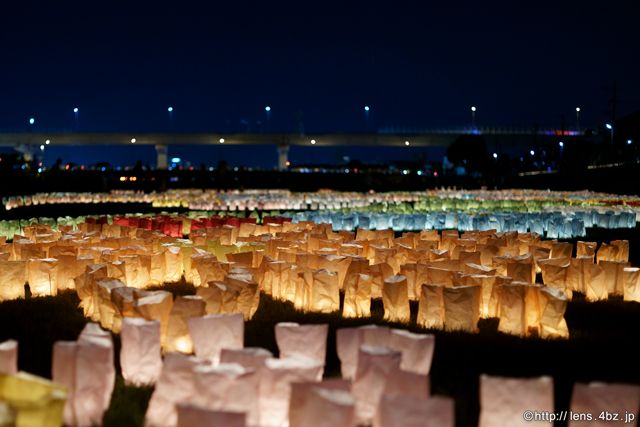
[0, 128, 582, 169]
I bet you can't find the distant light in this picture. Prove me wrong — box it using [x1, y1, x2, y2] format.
[530, 150, 535, 156]
[37, 168, 42, 173]
[433, 171, 438, 177]
[364, 106, 370, 112]
[471, 106, 477, 112]
[628, 139, 633, 145]
[73, 107, 79, 113]
[130, 138, 136, 143]
[417, 170, 423, 176]
[171, 157, 181, 163]
[404, 140, 410, 146]
[310, 139, 316, 145]
[575, 107, 580, 112]
[39, 145, 45, 151]
[219, 138, 225, 144]
[101, 167, 106, 172]
[29, 118, 35, 125]
[286, 161, 291, 167]
[167, 106, 173, 112]
[265, 106, 271, 112]
[605, 123, 612, 130]
[402, 169, 409, 175]
[492, 152, 498, 159]
[45, 139, 50, 145]
[344, 168, 349, 173]
[559, 141, 564, 148]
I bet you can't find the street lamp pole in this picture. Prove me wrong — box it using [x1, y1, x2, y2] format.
[575, 107, 580, 133]
[605, 123, 613, 144]
[471, 106, 477, 129]
[73, 107, 79, 130]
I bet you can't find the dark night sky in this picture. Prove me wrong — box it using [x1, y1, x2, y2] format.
[1, 1, 639, 168]
[1, 0, 639, 135]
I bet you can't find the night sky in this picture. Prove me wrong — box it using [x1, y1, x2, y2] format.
[1, 1, 639, 167]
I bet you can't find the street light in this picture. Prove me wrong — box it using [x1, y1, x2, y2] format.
[130, 138, 136, 144]
[29, 117, 35, 125]
[265, 106, 271, 112]
[219, 138, 225, 144]
[471, 106, 477, 128]
[492, 152, 498, 159]
[530, 149, 535, 156]
[559, 141, 564, 148]
[575, 107, 580, 133]
[45, 139, 50, 145]
[364, 105, 370, 131]
[605, 123, 613, 144]
[627, 139, 633, 145]
[404, 140, 410, 146]
[310, 139, 316, 145]
[364, 106, 370, 112]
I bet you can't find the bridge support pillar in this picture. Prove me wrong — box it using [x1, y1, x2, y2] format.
[155, 144, 168, 170]
[15, 144, 38, 162]
[277, 144, 289, 170]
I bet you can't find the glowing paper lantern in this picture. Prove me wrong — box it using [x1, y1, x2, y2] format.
[95, 278, 125, 331]
[0, 371, 67, 427]
[188, 313, 244, 364]
[382, 275, 410, 323]
[275, 323, 328, 369]
[288, 379, 352, 427]
[176, 405, 246, 427]
[496, 283, 541, 337]
[75, 323, 115, 427]
[374, 395, 454, 427]
[295, 388, 356, 427]
[0, 260, 26, 301]
[27, 258, 58, 297]
[352, 345, 402, 423]
[220, 347, 273, 371]
[193, 363, 259, 425]
[576, 241, 597, 260]
[146, 353, 204, 427]
[623, 267, 640, 302]
[569, 382, 640, 427]
[0, 340, 17, 375]
[258, 356, 324, 427]
[388, 329, 435, 375]
[165, 296, 206, 353]
[53, 323, 115, 427]
[479, 375, 554, 427]
[133, 290, 174, 345]
[383, 366, 429, 399]
[197, 281, 260, 320]
[52, 342, 78, 425]
[585, 263, 608, 301]
[539, 258, 570, 297]
[309, 269, 340, 313]
[537, 286, 569, 339]
[599, 260, 628, 295]
[442, 285, 481, 332]
[342, 273, 372, 318]
[120, 318, 162, 386]
[417, 284, 445, 329]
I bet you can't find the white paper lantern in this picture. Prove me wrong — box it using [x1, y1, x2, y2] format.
[193, 363, 259, 426]
[120, 318, 162, 386]
[289, 379, 352, 427]
[188, 313, 244, 364]
[352, 345, 402, 424]
[258, 356, 324, 427]
[176, 405, 246, 427]
[442, 285, 481, 332]
[569, 382, 640, 427]
[275, 322, 328, 370]
[295, 388, 356, 427]
[0, 339, 18, 375]
[374, 395, 454, 427]
[388, 329, 435, 375]
[479, 375, 554, 427]
[382, 275, 410, 323]
[146, 353, 205, 427]
[417, 284, 445, 329]
[219, 347, 273, 371]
